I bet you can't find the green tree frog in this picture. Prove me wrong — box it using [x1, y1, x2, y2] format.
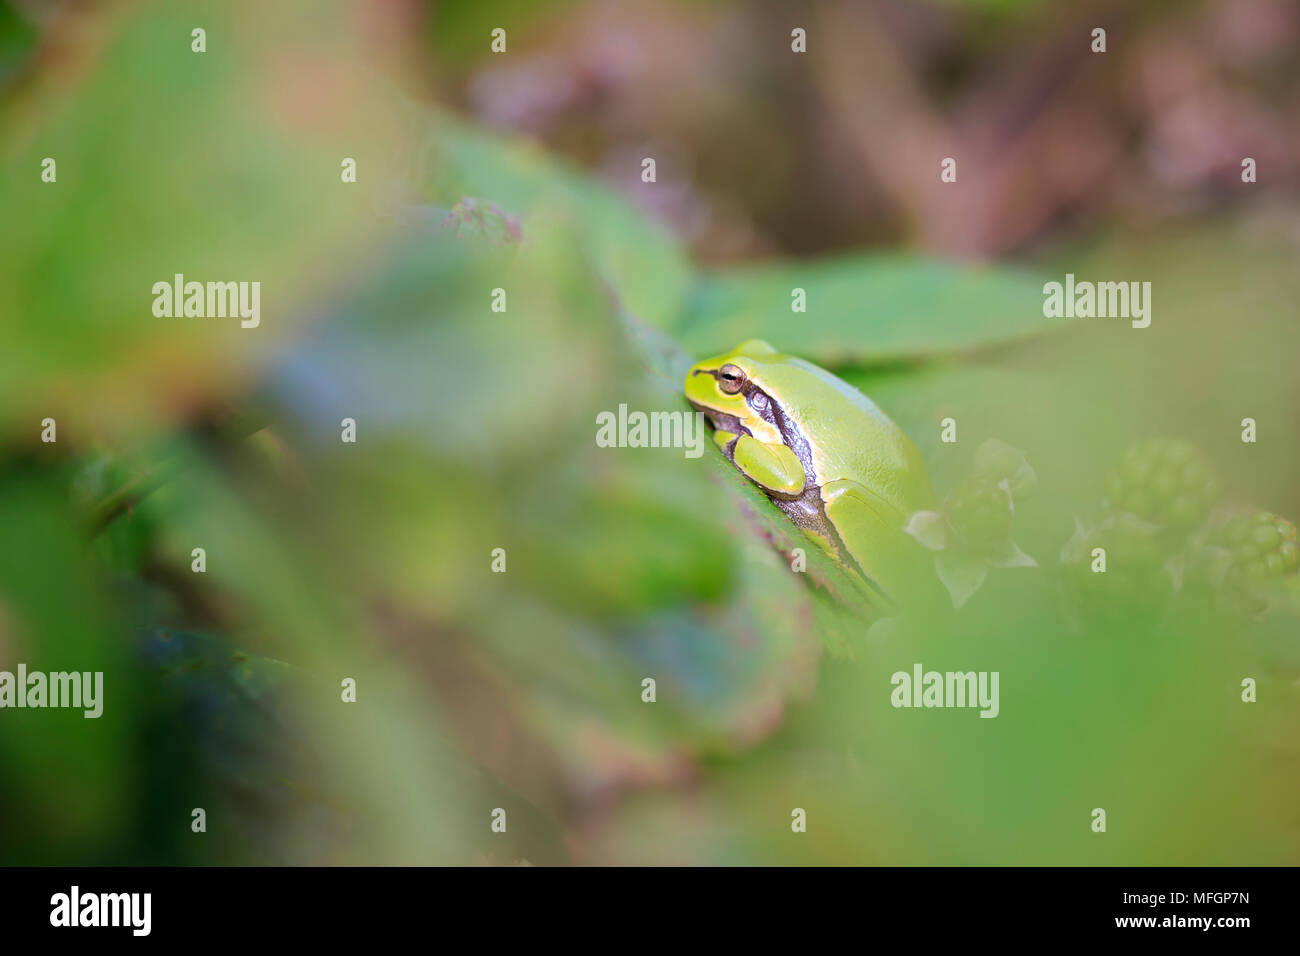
[685, 339, 937, 611]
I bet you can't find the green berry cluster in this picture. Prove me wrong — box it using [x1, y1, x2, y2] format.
[1221, 511, 1299, 580]
[1104, 438, 1219, 532]
[1060, 508, 1190, 632]
[944, 473, 1014, 556]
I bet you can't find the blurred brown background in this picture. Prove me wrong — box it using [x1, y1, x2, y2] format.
[390, 0, 1300, 262]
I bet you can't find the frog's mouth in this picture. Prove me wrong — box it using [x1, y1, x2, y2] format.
[687, 399, 751, 438]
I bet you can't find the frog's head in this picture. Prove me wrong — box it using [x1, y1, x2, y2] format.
[684, 339, 783, 440]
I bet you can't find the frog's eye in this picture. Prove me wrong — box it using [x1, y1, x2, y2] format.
[717, 363, 747, 395]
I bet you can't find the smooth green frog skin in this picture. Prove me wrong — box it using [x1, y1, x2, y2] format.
[685, 339, 936, 610]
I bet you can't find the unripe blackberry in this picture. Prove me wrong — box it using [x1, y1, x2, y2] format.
[944, 473, 1013, 556]
[1221, 511, 1299, 580]
[1104, 438, 1218, 531]
[1060, 513, 1174, 628]
[974, 439, 1037, 500]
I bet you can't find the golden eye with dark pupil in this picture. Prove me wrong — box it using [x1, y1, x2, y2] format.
[717, 363, 746, 395]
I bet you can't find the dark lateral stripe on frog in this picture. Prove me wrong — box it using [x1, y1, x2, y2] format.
[767, 470, 897, 612]
[701, 376, 896, 609]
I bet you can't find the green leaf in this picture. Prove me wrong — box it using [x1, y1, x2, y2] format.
[420, 114, 695, 329]
[677, 253, 1065, 365]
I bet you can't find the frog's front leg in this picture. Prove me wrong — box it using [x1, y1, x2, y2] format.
[715, 431, 806, 498]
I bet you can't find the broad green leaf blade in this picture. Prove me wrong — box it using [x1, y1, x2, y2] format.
[420, 114, 695, 329]
[678, 253, 1065, 365]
